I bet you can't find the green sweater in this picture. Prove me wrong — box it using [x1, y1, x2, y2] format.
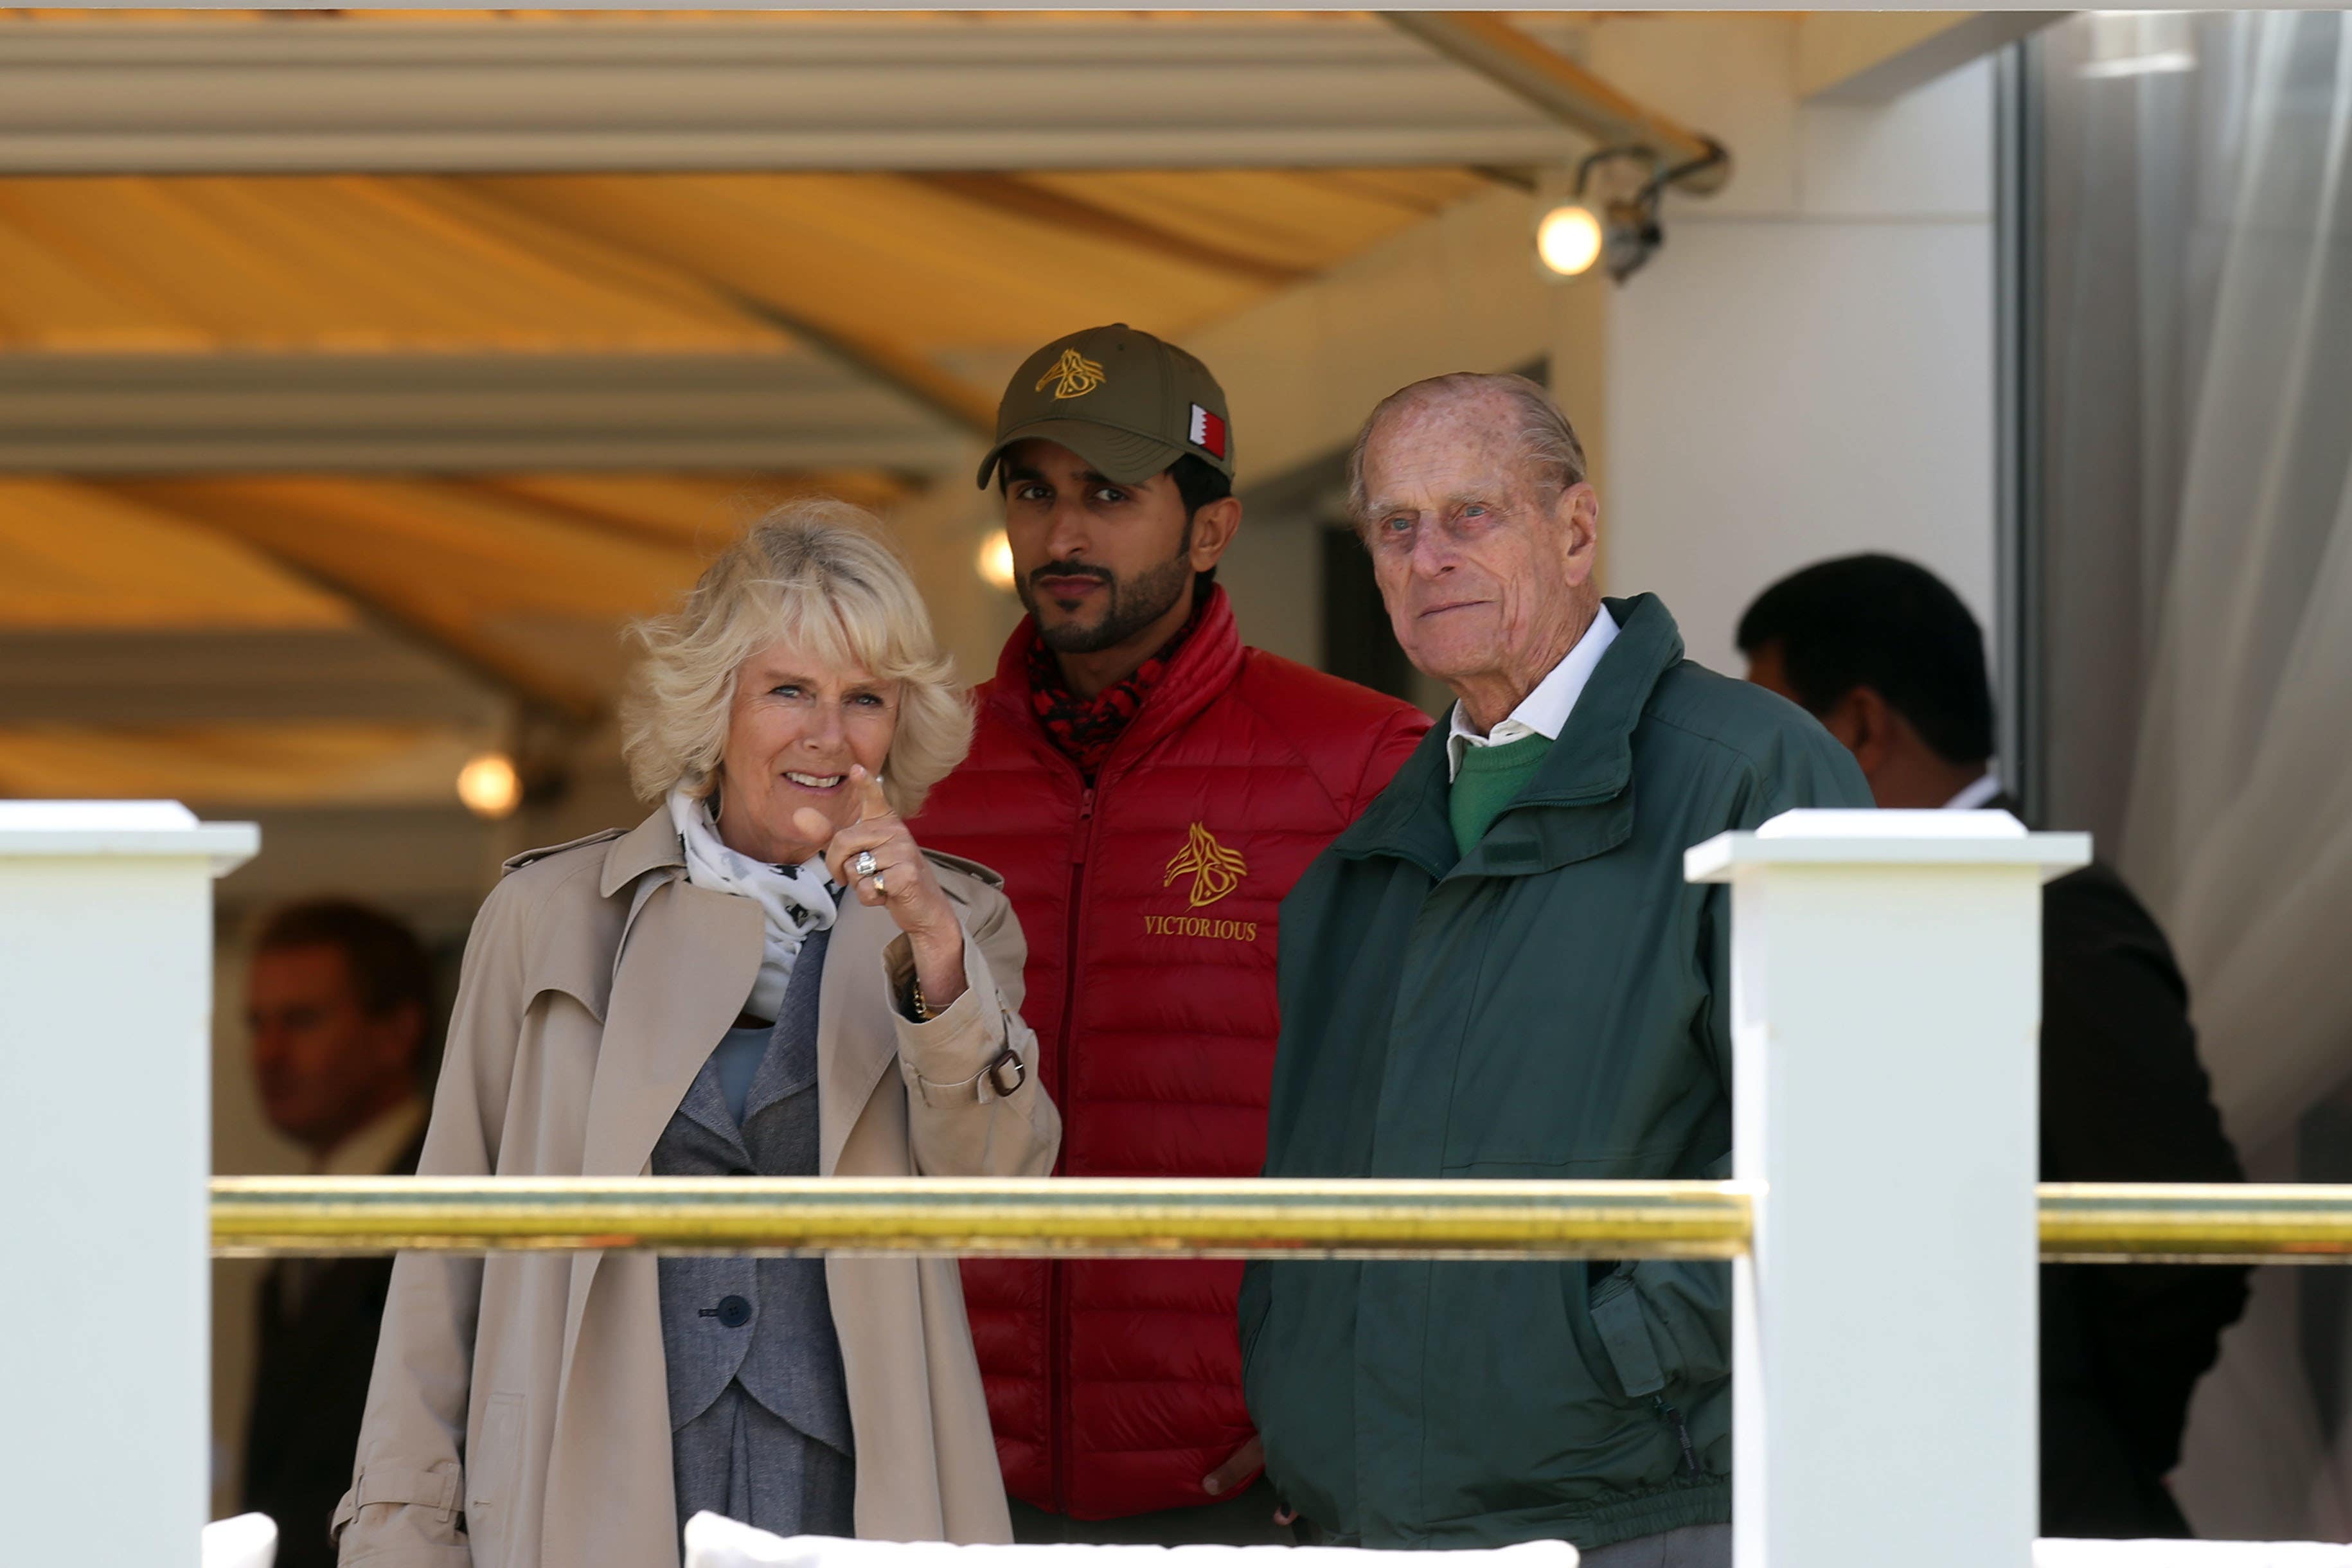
[1448, 731, 1555, 854]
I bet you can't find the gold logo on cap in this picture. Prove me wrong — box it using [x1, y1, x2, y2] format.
[1037, 348, 1108, 400]
[1163, 823, 1247, 909]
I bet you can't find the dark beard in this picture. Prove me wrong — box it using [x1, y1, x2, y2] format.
[1020, 551, 1193, 655]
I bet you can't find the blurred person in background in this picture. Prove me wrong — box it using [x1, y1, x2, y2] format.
[912, 324, 1429, 1543]
[336, 505, 1058, 1567]
[1738, 552, 2249, 1538]
[1243, 373, 1868, 1568]
[242, 898, 434, 1568]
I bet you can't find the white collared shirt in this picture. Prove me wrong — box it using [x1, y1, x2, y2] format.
[1941, 772, 2004, 812]
[1445, 606, 1621, 781]
[317, 1094, 429, 1178]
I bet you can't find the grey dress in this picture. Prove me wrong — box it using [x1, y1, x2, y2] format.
[650, 923, 857, 1538]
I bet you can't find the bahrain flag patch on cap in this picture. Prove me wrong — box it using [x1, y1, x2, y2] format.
[1188, 403, 1229, 460]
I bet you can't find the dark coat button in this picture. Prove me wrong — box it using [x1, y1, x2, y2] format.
[716, 1294, 753, 1328]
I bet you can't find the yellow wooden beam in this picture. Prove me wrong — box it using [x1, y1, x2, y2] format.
[112, 475, 711, 726]
[908, 174, 1313, 289]
[396, 176, 998, 438]
[1386, 14, 1729, 193]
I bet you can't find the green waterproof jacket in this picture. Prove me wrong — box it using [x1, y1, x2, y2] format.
[1239, 594, 1871, 1551]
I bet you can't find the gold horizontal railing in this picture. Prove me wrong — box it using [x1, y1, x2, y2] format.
[209, 1178, 2352, 1263]
[2041, 1182, 2352, 1263]
[213, 1177, 1751, 1260]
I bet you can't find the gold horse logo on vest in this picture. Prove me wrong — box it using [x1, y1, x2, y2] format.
[1036, 347, 1108, 400]
[1164, 823, 1247, 909]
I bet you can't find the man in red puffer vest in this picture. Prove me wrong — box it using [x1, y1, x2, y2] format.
[913, 324, 1429, 1542]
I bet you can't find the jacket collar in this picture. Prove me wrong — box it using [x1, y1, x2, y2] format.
[599, 804, 686, 900]
[1516, 593, 1684, 806]
[1335, 594, 1685, 878]
[985, 584, 1247, 780]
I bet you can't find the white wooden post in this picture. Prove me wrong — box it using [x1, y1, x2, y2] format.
[0, 802, 257, 1565]
[1686, 808, 2089, 1568]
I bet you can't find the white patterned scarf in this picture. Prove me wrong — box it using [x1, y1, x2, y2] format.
[667, 787, 839, 1021]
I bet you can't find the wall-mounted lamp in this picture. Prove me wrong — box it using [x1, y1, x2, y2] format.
[1535, 202, 1606, 278]
[456, 751, 522, 819]
[1536, 140, 1728, 285]
[976, 528, 1017, 593]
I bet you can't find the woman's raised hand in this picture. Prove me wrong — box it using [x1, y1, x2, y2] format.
[792, 767, 968, 1010]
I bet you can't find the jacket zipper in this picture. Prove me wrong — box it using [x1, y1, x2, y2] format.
[1028, 641, 1172, 1513]
[1654, 1393, 1700, 1476]
[1050, 781, 1098, 1513]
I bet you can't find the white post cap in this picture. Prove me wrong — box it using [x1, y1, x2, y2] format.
[0, 800, 258, 876]
[1686, 808, 2090, 885]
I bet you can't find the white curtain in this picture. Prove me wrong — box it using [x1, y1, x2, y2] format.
[2041, 6, 2352, 1542]
[2042, 9, 2352, 1541]
[2119, 11, 2352, 1160]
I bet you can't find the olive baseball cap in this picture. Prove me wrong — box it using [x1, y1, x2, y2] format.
[976, 323, 1234, 490]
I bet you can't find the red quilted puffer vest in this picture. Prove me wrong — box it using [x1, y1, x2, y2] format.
[909, 589, 1429, 1520]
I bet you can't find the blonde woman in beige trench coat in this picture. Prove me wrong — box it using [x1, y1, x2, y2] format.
[334, 504, 1060, 1568]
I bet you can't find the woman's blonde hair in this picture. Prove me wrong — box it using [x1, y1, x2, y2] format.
[621, 499, 972, 817]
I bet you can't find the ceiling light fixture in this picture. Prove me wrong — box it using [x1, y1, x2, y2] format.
[1535, 203, 1606, 278]
[456, 751, 522, 819]
[976, 528, 1017, 593]
[1536, 140, 1727, 285]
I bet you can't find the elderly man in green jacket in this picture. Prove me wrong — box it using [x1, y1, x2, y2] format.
[1240, 373, 1869, 1566]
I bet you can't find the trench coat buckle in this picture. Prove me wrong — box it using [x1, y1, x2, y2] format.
[984, 1046, 1026, 1100]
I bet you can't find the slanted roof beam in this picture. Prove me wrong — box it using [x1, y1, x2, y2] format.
[172, 524, 607, 727]
[393, 175, 999, 440]
[909, 175, 1313, 290]
[1385, 13, 1730, 194]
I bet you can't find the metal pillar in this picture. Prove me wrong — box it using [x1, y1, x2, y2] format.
[0, 802, 256, 1565]
[1688, 808, 2088, 1568]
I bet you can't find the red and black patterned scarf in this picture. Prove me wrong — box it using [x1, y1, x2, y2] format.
[1026, 605, 1204, 781]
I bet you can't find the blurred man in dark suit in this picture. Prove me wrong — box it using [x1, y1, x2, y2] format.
[1738, 554, 2250, 1538]
[241, 900, 434, 1568]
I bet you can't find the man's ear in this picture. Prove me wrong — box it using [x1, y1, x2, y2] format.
[1826, 686, 1899, 794]
[1556, 482, 1600, 587]
[1187, 496, 1243, 572]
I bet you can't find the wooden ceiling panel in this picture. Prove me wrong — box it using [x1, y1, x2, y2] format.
[0, 467, 932, 744]
[97, 474, 717, 720]
[0, 476, 352, 630]
[0, 11, 1507, 811]
[1019, 168, 1492, 277]
[0, 720, 483, 806]
[470, 173, 1264, 351]
[0, 175, 788, 352]
[477, 472, 915, 550]
[114, 474, 708, 621]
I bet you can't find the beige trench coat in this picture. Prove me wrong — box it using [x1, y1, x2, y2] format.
[333, 808, 1060, 1568]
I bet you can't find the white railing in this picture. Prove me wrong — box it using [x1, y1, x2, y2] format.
[14, 800, 2318, 1567]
